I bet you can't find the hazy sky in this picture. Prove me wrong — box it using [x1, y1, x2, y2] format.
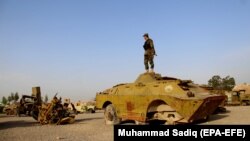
[1, 0, 250, 102]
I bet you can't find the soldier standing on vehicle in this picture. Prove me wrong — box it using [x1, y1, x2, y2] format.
[143, 33, 156, 73]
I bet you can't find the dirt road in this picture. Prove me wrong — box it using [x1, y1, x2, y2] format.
[0, 106, 250, 141]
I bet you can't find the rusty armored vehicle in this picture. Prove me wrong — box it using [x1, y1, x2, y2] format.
[96, 73, 227, 125]
[70, 100, 96, 114]
[66, 99, 96, 114]
[3, 101, 19, 115]
[17, 95, 39, 116]
[37, 93, 76, 125]
[197, 85, 227, 113]
[226, 83, 250, 106]
[17, 87, 76, 125]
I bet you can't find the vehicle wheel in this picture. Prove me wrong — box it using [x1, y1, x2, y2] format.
[87, 108, 94, 113]
[90, 109, 95, 113]
[6, 109, 10, 115]
[10, 110, 14, 115]
[104, 104, 120, 125]
[241, 101, 247, 106]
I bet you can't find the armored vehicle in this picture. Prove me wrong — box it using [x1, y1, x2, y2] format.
[28, 87, 42, 120]
[0, 103, 4, 113]
[64, 99, 96, 114]
[17, 95, 38, 116]
[3, 102, 19, 115]
[17, 87, 76, 125]
[38, 94, 76, 125]
[226, 83, 250, 105]
[96, 73, 226, 125]
[197, 85, 227, 113]
[74, 101, 96, 113]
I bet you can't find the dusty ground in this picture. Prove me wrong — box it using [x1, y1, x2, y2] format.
[0, 106, 250, 141]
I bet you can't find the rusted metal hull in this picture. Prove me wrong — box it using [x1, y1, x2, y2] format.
[181, 95, 226, 123]
[96, 73, 227, 124]
[96, 93, 226, 124]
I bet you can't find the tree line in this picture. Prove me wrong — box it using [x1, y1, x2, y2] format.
[1, 93, 49, 105]
[1, 92, 19, 105]
[208, 75, 235, 91]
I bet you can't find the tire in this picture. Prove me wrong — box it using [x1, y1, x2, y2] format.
[104, 104, 120, 125]
[241, 101, 247, 106]
[6, 109, 10, 115]
[88, 108, 95, 113]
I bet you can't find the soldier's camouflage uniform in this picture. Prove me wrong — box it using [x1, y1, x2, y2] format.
[143, 38, 156, 70]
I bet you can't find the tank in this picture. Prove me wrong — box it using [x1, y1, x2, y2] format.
[95, 72, 227, 125]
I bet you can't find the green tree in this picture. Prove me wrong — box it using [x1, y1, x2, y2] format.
[208, 75, 222, 89]
[14, 92, 19, 102]
[11, 92, 15, 101]
[208, 75, 235, 91]
[7, 96, 12, 102]
[222, 76, 235, 91]
[2, 96, 7, 105]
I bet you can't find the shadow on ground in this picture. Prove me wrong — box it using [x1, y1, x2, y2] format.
[74, 117, 103, 124]
[0, 120, 39, 130]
